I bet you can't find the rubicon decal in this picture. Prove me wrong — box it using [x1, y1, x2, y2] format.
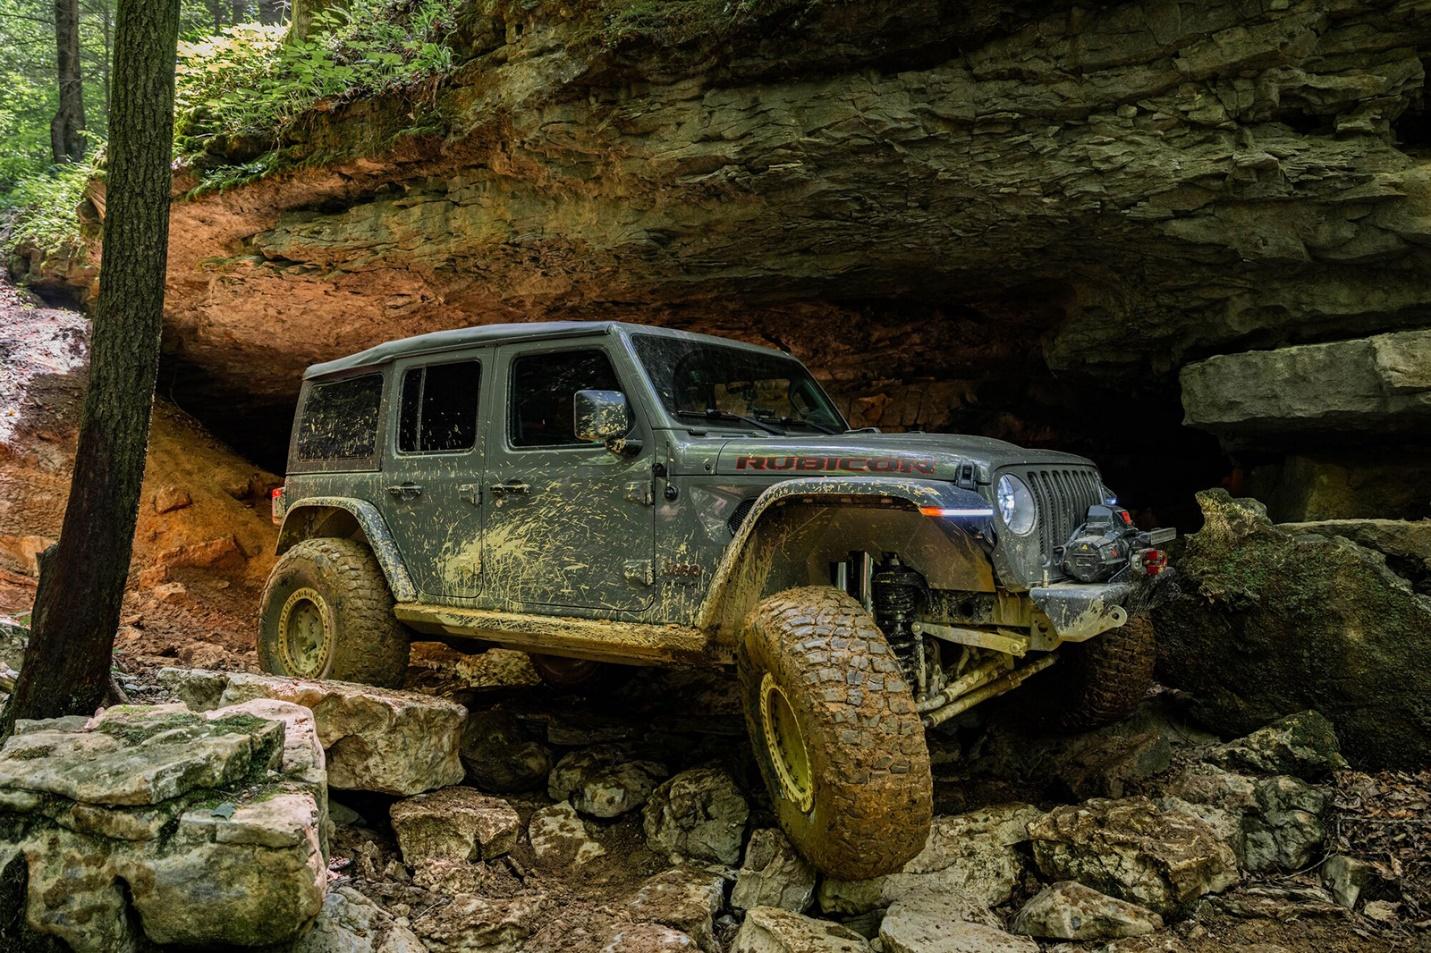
[736, 455, 937, 474]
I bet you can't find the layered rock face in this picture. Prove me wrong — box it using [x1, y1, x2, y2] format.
[24, 0, 1431, 517]
[0, 702, 328, 952]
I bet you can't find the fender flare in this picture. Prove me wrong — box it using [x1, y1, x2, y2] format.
[696, 476, 997, 635]
[276, 497, 419, 603]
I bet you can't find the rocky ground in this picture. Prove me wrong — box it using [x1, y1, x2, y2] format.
[3, 608, 1424, 953]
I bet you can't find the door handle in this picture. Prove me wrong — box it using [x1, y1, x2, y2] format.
[489, 480, 530, 496]
[386, 483, 423, 502]
[458, 483, 481, 506]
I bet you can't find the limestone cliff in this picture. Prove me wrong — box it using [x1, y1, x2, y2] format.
[18, 0, 1431, 519]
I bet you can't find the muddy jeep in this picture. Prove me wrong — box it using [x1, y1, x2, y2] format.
[262, 322, 1173, 878]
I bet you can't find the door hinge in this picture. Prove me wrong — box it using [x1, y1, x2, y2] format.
[625, 480, 655, 506]
[624, 559, 654, 586]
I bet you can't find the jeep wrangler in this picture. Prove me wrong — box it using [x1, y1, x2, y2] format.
[262, 322, 1172, 879]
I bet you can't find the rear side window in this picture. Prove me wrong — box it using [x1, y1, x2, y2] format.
[297, 374, 383, 462]
[398, 360, 481, 453]
[509, 349, 621, 448]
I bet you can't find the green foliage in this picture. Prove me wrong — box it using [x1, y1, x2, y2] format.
[175, 0, 462, 191]
[0, 157, 98, 259]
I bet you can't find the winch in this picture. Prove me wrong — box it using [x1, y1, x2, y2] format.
[1058, 504, 1173, 584]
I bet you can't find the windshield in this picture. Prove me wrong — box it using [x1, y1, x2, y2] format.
[631, 334, 847, 434]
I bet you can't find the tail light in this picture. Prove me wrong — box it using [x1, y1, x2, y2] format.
[271, 486, 285, 526]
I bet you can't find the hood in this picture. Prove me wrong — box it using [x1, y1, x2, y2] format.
[708, 432, 1095, 481]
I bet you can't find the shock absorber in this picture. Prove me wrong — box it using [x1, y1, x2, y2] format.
[872, 553, 928, 691]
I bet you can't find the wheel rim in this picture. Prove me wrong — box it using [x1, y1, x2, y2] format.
[759, 672, 814, 813]
[277, 587, 333, 678]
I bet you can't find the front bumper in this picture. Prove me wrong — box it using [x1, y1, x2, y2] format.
[1030, 570, 1174, 642]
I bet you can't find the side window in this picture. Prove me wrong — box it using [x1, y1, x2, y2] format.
[397, 360, 481, 454]
[509, 349, 622, 448]
[297, 374, 383, 461]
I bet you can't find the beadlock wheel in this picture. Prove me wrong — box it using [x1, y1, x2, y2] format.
[277, 587, 334, 678]
[759, 672, 814, 813]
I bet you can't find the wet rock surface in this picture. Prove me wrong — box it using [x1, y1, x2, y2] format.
[1153, 491, 1431, 769]
[161, 667, 467, 795]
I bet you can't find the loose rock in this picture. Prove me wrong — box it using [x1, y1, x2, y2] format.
[642, 767, 749, 865]
[1011, 881, 1164, 941]
[162, 667, 467, 795]
[288, 886, 428, 953]
[1028, 796, 1239, 915]
[602, 922, 698, 952]
[819, 804, 1039, 913]
[411, 893, 549, 953]
[625, 866, 726, 952]
[880, 893, 1036, 953]
[732, 828, 817, 913]
[390, 786, 520, 865]
[529, 801, 606, 869]
[732, 906, 871, 953]
[549, 746, 669, 818]
[1207, 711, 1348, 780]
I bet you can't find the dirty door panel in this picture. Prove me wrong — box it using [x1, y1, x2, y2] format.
[379, 352, 489, 599]
[482, 344, 656, 612]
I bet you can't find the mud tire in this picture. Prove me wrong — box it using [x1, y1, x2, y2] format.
[738, 586, 932, 880]
[259, 538, 410, 687]
[1045, 614, 1156, 732]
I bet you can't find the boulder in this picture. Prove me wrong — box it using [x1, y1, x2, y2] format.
[162, 667, 467, 795]
[1206, 711, 1348, 779]
[0, 702, 327, 952]
[879, 892, 1037, 953]
[460, 708, 552, 793]
[1027, 796, 1239, 915]
[548, 746, 669, 818]
[1152, 490, 1431, 769]
[1163, 762, 1329, 873]
[732, 828, 817, 913]
[818, 803, 1039, 913]
[390, 786, 520, 865]
[732, 907, 871, 953]
[1011, 881, 1164, 941]
[625, 866, 726, 952]
[288, 886, 428, 953]
[529, 801, 607, 869]
[642, 767, 749, 865]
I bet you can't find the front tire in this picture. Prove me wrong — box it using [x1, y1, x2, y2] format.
[258, 538, 410, 687]
[739, 586, 932, 880]
[1044, 614, 1156, 731]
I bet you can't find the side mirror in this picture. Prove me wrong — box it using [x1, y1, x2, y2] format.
[573, 389, 636, 452]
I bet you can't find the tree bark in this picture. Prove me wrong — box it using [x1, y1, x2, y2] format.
[2, 0, 180, 735]
[50, 0, 88, 162]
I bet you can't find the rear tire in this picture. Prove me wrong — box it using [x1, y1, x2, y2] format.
[259, 538, 410, 687]
[739, 586, 932, 880]
[1044, 614, 1156, 731]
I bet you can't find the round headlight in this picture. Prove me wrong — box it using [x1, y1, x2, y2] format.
[996, 474, 1037, 536]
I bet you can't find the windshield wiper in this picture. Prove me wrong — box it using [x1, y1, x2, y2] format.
[677, 408, 784, 435]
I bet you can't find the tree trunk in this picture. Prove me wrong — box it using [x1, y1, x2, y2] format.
[50, 0, 87, 162]
[2, 0, 181, 736]
[256, 0, 284, 25]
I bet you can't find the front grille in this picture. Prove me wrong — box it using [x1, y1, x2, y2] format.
[1024, 468, 1102, 565]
